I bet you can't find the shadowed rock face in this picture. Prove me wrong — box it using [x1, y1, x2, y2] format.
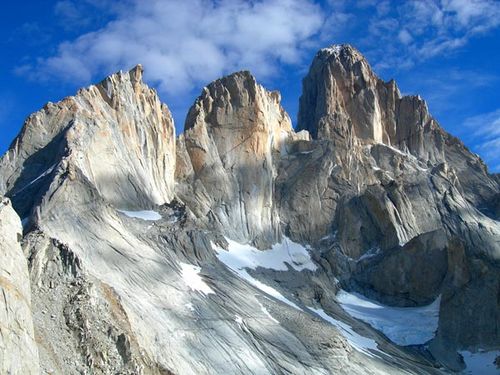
[0, 45, 499, 374]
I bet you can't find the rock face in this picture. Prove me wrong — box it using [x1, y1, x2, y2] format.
[178, 71, 308, 248]
[292, 44, 500, 368]
[0, 45, 499, 374]
[0, 64, 175, 219]
[298, 45, 498, 212]
[0, 197, 39, 374]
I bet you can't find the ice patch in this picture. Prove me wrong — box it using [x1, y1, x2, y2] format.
[307, 306, 381, 358]
[460, 350, 500, 375]
[118, 210, 162, 221]
[337, 290, 441, 346]
[179, 262, 214, 296]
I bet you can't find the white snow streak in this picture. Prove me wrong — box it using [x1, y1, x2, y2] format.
[258, 302, 279, 323]
[307, 306, 381, 358]
[12, 164, 56, 196]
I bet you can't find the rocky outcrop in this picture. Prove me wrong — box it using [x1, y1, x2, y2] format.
[2, 66, 417, 374]
[178, 71, 308, 248]
[0, 197, 39, 374]
[298, 44, 498, 212]
[291, 45, 500, 367]
[0, 64, 175, 219]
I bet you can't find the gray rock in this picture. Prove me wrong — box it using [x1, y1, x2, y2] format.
[298, 44, 498, 214]
[0, 197, 40, 374]
[294, 44, 500, 361]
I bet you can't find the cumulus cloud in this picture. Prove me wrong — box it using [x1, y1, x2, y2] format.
[21, 0, 323, 95]
[19, 0, 500, 92]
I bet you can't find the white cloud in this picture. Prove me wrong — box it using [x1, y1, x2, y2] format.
[464, 108, 500, 138]
[21, 0, 500, 93]
[356, 0, 500, 71]
[442, 0, 500, 31]
[22, 0, 323, 95]
[398, 29, 413, 45]
[463, 108, 500, 173]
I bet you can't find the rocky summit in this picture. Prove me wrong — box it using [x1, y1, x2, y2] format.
[0, 44, 499, 374]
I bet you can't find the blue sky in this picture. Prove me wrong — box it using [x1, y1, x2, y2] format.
[1, 0, 499, 171]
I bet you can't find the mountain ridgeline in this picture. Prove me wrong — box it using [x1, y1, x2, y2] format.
[0, 45, 499, 374]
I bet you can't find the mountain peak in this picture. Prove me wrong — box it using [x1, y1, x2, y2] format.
[299, 44, 430, 147]
[0, 61, 175, 217]
[128, 63, 144, 84]
[205, 70, 258, 94]
[319, 43, 362, 59]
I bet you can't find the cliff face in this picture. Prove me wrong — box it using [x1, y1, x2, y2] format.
[0, 64, 175, 219]
[298, 45, 498, 213]
[0, 45, 499, 374]
[178, 71, 308, 248]
[292, 45, 500, 353]
[0, 198, 39, 374]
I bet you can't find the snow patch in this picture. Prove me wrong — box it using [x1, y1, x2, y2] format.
[234, 315, 244, 325]
[357, 247, 381, 262]
[217, 237, 316, 273]
[320, 232, 337, 241]
[323, 45, 343, 55]
[307, 306, 381, 358]
[337, 290, 441, 346]
[213, 238, 309, 310]
[179, 262, 214, 296]
[118, 210, 162, 221]
[460, 350, 500, 375]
